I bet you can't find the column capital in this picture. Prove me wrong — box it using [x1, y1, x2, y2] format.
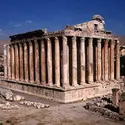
[62, 36, 67, 42]
[80, 37, 85, 41]
[116, 40, 120, 44]
[97, 38, 101, 42]
[55, 37, 58, 40]
[72, 36, 76, 41]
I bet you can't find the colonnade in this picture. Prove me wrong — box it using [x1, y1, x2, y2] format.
[4, 36, 120, 88]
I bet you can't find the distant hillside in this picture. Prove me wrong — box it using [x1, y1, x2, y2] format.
[0, 40, 9, 55]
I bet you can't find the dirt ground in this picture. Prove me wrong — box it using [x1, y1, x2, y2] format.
[0, 91, 124, 125]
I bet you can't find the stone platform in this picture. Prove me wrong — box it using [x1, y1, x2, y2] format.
[0, 80, 123, 103]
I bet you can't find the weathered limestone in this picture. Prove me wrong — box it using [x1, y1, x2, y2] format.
[7, 45, 11, 79]
[72, 36, 77, 86]
[116, 40, 120, 80]
[112, 88, 120, 106]
[55, 37, 60, 87]
[11, 45, 15, 80]
[15, 44, 19, 81]
[104, 39, 108, 81]
[24, 42, 29, 82]
[101, 43, 104, 80]
[3, 15, 122, 103]
[4, 45, 7, 79]
[80, 37, 85, 84]
[41, 40, 46, 84]
[110, 40, 114, 80]
[29, 41, 34, 83]
[19, 43, 23, 81]
[62, 36, 69, 88]
[47, 38, 52, 85]
[97, 39, 101, 81]
[35, 40, 40, 84]
[88, 38, 93, 83]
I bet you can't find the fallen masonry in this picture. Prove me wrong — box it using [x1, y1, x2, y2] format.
[84, 90, 125, 121]
[20, 101, 50, 109]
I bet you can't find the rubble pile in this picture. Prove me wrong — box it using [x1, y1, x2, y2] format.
[20, 101, 49, 109]
[84, 94, 125, 121]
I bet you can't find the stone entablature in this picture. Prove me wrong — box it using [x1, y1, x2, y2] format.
[3, 15, 122, 102]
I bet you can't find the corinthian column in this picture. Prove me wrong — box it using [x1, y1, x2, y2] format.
[62, 36, 69, 88]
[110, 40, 114, 80]
[35, 40, 40, 84]
[11, 45, 15, 80]
[116, 40, 120, 80]
[104, 39, 108, 81]
[7, 45, 11, 79]
[29, 41, 34, 83]
[72, 36, 77, 86]
[55, 37, 60, 87]
[47, 38, 52, 85]
[4, 45, 7, 79]
[24, 42, 29, 82]
[41, 40, 46, 84]
[97, 38, 101, 81]
[15, 44, 19, 81]
[19, 43, 24, 81]
[88, 38, 93, 83]
[80, 37, 85, 84]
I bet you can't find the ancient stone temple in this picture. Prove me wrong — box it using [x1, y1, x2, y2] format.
[3, 15, 122, 103]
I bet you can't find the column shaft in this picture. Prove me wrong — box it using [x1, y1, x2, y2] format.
[97, 39, 101, 81]
[62, 36, 69, 88]
[15, 44, 19, 80]
[24, 42, 29, 82]
[19, 43, 24, 81]
[55, 37, 60, 87]
[47, 38, 52, 85]
[11, 45, 15, 80]
[80, 37, 85, 84]
[116, 40, 120, 80]
[110, 40, 114, 80]
[29, 41, 34, 83]
[104, 40, 108, 81]
[35, 40, 40, 83]
[4, 45, 7, 79]
[72, 36, 77, 86]
[7, 45, 11, 79]
[88, 38, 93, 83]
[41, 40, 46, 84]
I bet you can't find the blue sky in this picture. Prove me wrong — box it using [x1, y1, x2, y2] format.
[0, 0, 125, 39]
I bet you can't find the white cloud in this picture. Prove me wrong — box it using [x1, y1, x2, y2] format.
[26, 20, 32, 24]
[14, 24, 22, 27]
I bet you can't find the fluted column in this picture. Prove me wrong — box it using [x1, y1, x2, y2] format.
[29, 41, 34, 83]
[88, 38, 93, 83]
[35, 40, 40, 84]
[41, 40, 46, 84]
[97, 39, 101, 81]
[62, 36, 69, 88]
[116, 40, 120, 80]
[19, 43, 24, 81]
[7, 45, 11, 79]
[24, 42, 29, 82]
[11, 45, 15, 80]
[4, 45, 7, 79]
[55, 37, 60, 87]
[72, 36, 77, 86]
[110, 40, 114, 80]
[15, 44, 19, 81]
[104, 39, 108, 81]
[80, 37, 85, 84]
[47, 38, 52, 85]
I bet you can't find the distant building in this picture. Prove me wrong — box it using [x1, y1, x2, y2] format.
[3, 15, 122, 103]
